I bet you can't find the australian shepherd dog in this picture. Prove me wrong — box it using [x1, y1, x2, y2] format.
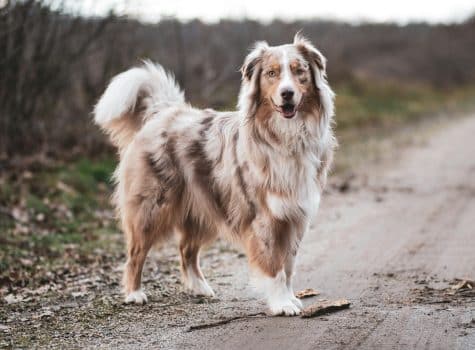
[94, 34, 336, 316]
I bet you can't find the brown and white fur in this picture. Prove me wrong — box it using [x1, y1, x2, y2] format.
[94, 34, 336, 316]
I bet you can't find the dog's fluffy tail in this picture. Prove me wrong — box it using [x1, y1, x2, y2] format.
[94, 61, 184, 151]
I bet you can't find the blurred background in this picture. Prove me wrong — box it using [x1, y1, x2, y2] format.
[1, 0, 475, 160]
[1, 1, 475, 346]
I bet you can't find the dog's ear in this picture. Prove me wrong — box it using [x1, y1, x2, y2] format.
[293, 32, 335, 122]
[241, 56, 260, 81]
[238, 41, 268, 118]
[293, 32, 326, 73]
[240, 41, 268, 81]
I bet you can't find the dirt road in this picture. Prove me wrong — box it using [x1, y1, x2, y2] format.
[162, 115, 475, 349]
[3, 116, 475, 349]
[113, 116, 475, 349]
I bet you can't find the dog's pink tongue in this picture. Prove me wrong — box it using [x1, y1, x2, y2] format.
[284, 111, 294, 118]
[282, 106, 296, 118]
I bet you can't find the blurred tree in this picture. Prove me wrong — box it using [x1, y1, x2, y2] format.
[0, 2, 474, 163]
[0, 0, 110, 159]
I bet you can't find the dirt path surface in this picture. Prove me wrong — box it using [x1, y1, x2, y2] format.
[3, 116, 475, 349]
[145, 115, 475, 349]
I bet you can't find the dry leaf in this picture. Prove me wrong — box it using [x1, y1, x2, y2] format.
[450, 279, 474, 292]
[295, 288, 320, 299]
[301, 298, 350, 318]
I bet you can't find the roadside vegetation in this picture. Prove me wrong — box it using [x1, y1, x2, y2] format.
[0, 158, 119, 292]
[336, 80, 475, 130]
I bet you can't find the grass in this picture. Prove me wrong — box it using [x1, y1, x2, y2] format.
[335, 80, 475, 130]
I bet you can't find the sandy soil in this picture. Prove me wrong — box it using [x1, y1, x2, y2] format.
[2, 115, 475, 349]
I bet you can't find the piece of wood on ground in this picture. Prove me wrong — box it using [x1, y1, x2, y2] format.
[295, 288, 320, 299]
[447, 278, 474, 295]
[300, 298, 350, 318]
[451, 279, 474, 291]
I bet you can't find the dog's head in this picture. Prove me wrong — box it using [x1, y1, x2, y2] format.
[238, 33, 334, 123]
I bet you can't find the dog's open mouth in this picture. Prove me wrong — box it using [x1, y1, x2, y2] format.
[271, 99, 299, 119]
[280, 103, 296, 119]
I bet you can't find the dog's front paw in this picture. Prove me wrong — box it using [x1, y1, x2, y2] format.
[268, 297, 301, 316]
[183, 273, 215, 297]
[185, 278, 215, 297]
[193, 282, 216, 297]
[124, 289, 148, 305]
[290, 295, 303, 309]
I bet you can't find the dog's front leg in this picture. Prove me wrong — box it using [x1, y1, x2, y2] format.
[284, 252, 303, 309]
[246, 219, 304, 316]
[254, 268, 301, 316]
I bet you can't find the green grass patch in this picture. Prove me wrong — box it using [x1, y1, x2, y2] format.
[335, 80, 475, 130]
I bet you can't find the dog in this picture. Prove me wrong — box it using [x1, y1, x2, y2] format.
[94, 33, 336, 316]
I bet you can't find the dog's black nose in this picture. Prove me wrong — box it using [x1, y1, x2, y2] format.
[281, 89, 294, 101]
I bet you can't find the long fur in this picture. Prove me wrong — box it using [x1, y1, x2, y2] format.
[94, 34, 336, 315]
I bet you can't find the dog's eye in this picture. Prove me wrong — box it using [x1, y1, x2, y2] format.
[268, 70, 276, 78]
[296, 68, 305, 75]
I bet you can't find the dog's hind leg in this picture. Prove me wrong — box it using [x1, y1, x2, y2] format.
[179, 242, 215, 297]
[177, 218, 216, 297]
[122, 197, 173, 305]
[123, 228, 153, 304]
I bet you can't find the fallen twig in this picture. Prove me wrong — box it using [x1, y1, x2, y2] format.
[187, 312, 266, 332]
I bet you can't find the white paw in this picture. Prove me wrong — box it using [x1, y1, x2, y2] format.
[291, 295, 303, 309]
[269, 298, 301, 316]
[184, 277, 215, 297]
[124, 290, 147, 305]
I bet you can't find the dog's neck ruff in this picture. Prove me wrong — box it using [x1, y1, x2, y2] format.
[236, 109, 330, 198]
